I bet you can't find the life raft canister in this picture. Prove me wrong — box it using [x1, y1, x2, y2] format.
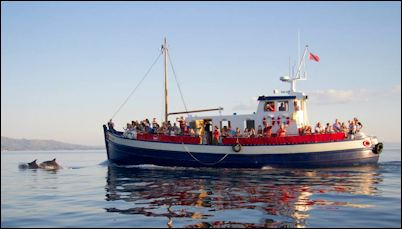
[271, 117, 276, 126]
[373, 142, 383, 154]
[232, 143, 242, 152]
[286, 117, 290, 125]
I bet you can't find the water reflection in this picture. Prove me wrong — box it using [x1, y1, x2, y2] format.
[104, 165, 383, 228]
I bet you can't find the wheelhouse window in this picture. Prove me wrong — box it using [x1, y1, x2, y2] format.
[264, 101, 275, 112]
[278, 101, 289, 111]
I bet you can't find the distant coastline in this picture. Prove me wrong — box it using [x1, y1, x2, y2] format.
[1, 136, 103, 151]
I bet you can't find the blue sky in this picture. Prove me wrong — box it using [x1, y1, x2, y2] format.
[1, 2, 401, 145]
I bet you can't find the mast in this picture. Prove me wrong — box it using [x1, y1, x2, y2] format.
[281, 45, 308, 93]
[163, 37, 168, 123]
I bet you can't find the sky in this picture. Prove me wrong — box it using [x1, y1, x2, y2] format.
[1, 2, 401, 146]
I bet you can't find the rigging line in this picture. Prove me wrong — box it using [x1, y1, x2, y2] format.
[167, 51, 189, 113]
[111, 52, 162, 119]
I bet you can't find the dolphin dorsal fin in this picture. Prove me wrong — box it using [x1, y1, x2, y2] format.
[52, 158, 56, 162]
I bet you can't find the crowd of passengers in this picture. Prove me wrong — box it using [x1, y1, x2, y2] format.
[107, 117, 363, 143]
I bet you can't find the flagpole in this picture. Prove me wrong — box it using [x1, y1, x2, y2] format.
[295, 45, 308, 79]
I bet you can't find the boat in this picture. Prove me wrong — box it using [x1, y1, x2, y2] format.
[102, 38, 383, 168]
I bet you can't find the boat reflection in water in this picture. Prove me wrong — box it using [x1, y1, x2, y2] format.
[104, 164, 382, 228]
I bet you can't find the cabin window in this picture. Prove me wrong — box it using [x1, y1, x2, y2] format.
[264, 101, 275, 112]
[278, 101, 289, 111]
[245, 120, 255, 130]
[220, 120, 231, 130]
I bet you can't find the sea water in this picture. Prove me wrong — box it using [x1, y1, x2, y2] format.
[1, 144, 401, 228]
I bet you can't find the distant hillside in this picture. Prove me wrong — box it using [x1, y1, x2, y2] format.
[1, 136, 103, 151]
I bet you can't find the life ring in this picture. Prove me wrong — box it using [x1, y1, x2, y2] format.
[363, 140, 371, 147]
[232, 143, 242, 152]
[373, 142, 383, 154]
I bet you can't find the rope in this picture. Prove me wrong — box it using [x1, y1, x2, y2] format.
[111, 52, 162, 119]
[167, 52, 189, 113]
[181, 142, 230, 166]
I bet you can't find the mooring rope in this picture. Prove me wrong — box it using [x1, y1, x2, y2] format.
[181, 142, 230, 166]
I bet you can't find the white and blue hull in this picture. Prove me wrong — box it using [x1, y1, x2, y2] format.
[103, 125, 381, 168]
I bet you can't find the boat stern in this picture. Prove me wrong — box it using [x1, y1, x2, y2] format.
[366, 135, 383, 155]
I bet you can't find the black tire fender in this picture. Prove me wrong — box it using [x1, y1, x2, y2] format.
[232, 143, 242, 152]
[373, 142, 383, 154]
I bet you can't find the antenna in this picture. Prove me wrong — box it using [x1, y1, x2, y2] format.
[298, 29, 300, 66]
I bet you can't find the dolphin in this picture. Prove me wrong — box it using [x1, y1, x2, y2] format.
[19, 159, 40, 169]
[39, 158, 62, 170]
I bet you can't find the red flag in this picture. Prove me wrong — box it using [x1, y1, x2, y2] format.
[309, 52, 320, 62]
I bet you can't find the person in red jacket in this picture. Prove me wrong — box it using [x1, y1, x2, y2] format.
[213, 126, 221, 144]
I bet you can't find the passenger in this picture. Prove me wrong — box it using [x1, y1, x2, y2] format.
[243, 128, 250, 138]
[249, 128, 256, 138]
[152, 118, 158, 131]
[189, 128, 195, 137]
[167, 121, 173, 136]
[314, 122, 324, 134]
[235, 127, 241, 137]
[277, 123, 287, 137]
[222, 126, 229, 138]
[265, 102, 275, 112]
[107, 119, 115, 133]
[202, 131, 208, 144]
[294, 101, 300, 111]
[130, 127, 137, 139]
[263, 124, 272, 137]
[145, 119, 151, 132]
[278, 102, 286, 111]
[156, 126, 163, 135]
[341, 122, 348, 134]
[140, 121, 147, 133]
[348, 120, 357, 139]
[213, 126, 221, 144]
[333, 119, 341, 132]
[257, 125, 263, 137]
[177, 116, 186, 133]
[228, 127, 236, 137]
[354, 117, 363, 132]
[173, 123, 181, 136]
[302, 125, 312, 135]
[183, 125, 190, 135]
[123, 123, 131, 138]
[325, 123, 335, 133]
[195, 126, 201, 137]
[204, 121, 213, 144]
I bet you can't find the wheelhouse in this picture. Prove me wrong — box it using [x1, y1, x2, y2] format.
[186, 92, 309, 136]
